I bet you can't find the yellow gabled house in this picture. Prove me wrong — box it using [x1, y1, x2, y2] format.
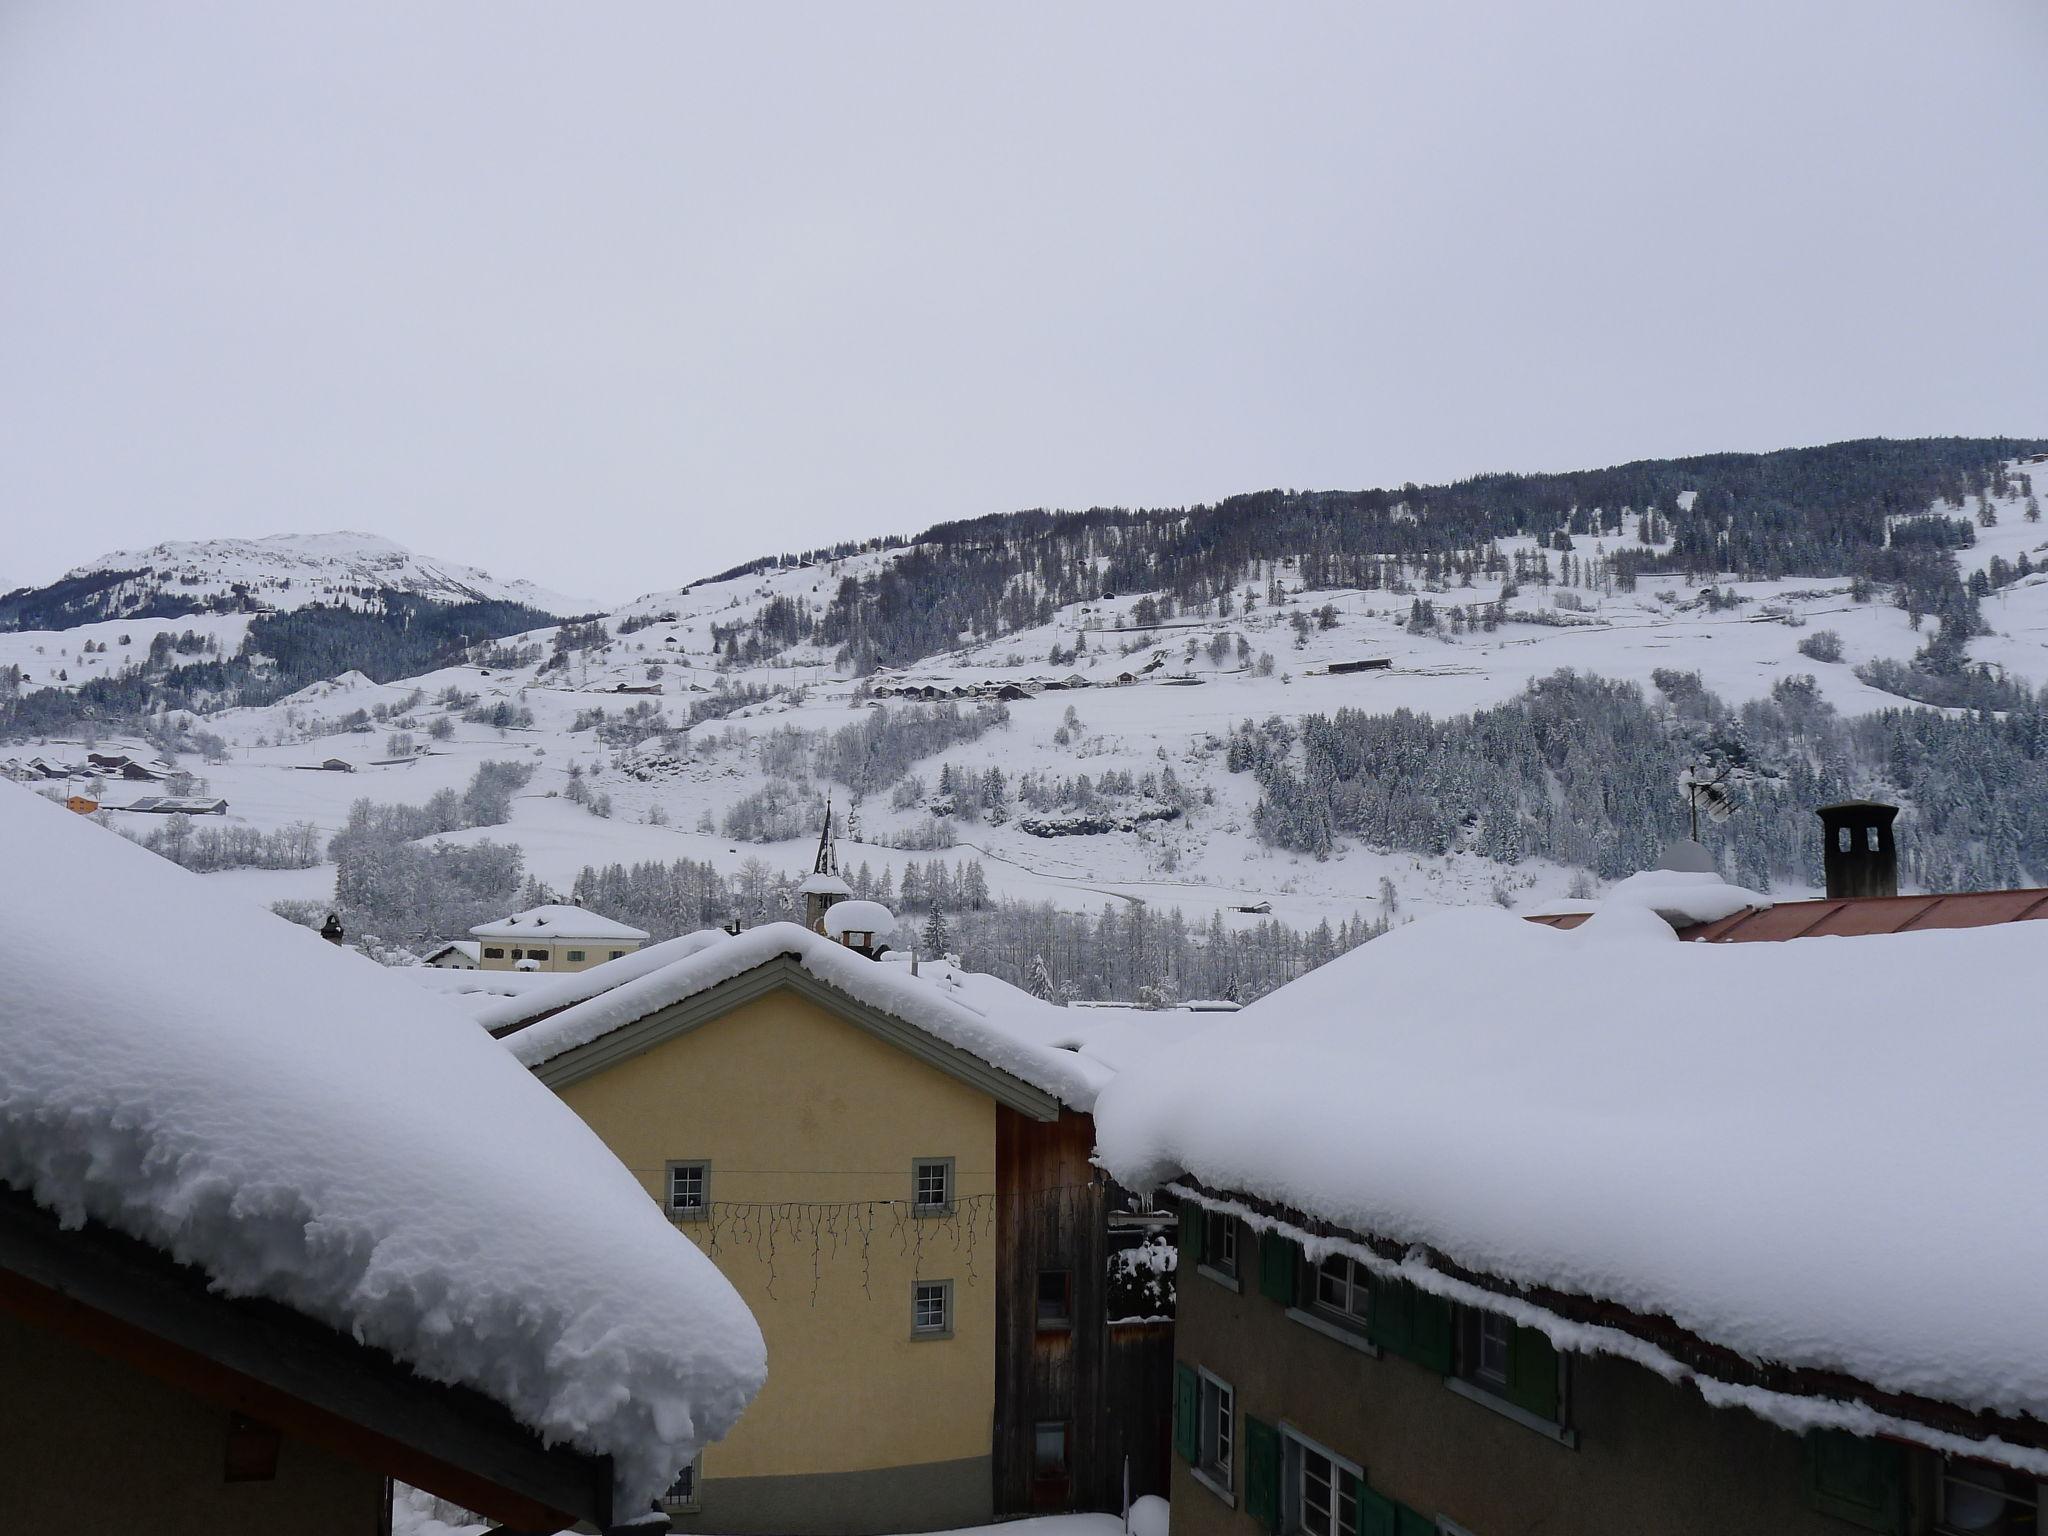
[488, 917, 1182, 1535]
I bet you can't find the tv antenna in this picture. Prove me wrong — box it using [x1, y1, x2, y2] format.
[1680, 762, 1738, 840]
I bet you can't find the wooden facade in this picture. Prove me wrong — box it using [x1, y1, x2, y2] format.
[993, 1107, 1173, 1518]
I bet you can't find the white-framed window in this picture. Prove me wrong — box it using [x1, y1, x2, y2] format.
[912, 1279, 953, 1338]
[1205, 1210, 1237, 1276]
[1198, 1368, 1234, 1486]
[1285, 1430, 1360, 1536]
[482, 946, 505, 959]
[658, 1455, 702, 1513]
[1936, 1456, 2040, 1534]
[1313, 1254, 1371, 1325]
[913, 1157, 954, 1216]
[609, 948, 626, 959]
[566, 949, 586, 962]
[667, 1161, 709, 1221]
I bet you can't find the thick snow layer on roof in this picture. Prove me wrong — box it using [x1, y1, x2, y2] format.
[0, 786, 763, 1507]
[1094, 901, 2048, 1429]
[823, 899, 896, 939]
[506, 922, 1199, 1112]
[1526, 867, 1768, 928]
[796, 871, 854, 897]
[469, 903, 650, 942]
[468, 929, 732, 1034]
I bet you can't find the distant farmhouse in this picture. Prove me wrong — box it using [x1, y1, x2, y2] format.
[470, 904, 650, 972]
[113, 796, 228, 816]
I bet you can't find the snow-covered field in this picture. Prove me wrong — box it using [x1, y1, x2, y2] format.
[12, 468, 2048, 938]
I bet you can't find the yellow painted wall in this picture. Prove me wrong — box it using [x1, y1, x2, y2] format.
[557, 988, 997, 1481]
[476, 940, 640, 972]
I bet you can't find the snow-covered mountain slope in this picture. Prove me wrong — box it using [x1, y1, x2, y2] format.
[2, 531, 590, 630]
[18, 462, 2047, 946]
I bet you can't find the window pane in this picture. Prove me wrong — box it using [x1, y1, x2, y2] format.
[1479, 1314, 1512, 1384]
[1037, 1271, 1072, 1326]
[1300, 1446, 1334, 1536]
[1034, 1422, 1068, 1477]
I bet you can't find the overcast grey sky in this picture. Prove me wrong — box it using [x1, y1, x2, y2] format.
[3, 3, 2044, 603]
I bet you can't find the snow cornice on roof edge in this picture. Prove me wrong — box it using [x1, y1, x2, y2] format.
[1164, 1180, 2048, 1479]
[505, 922, 1094, 1111]
[524, 951, 1061, 1121]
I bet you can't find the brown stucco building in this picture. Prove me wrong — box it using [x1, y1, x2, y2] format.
[1164, 1198, 2004, 1536]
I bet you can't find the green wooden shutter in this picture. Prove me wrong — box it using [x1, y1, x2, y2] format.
[1245, 1416, 1281, 1531]
[1260, 1231, 1299, 1305]
[1172, 1362, 1199, 1461]
[1355, 1482, 1397, 1536]
[1368, 1276, 1451, 1372]
[1803, 1430, 1905, 1535]
[1394, 1505, 1435, 1536]
[1409, 1290, 1453, 1373]
[1178, 1200, 1205, 1269]
[1506, 1324, 1560, 1420]
[1366, 1275, 1413, 1354]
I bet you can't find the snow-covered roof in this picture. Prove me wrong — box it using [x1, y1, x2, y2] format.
[422, 940, 481, 963]
[0, 786, 763, 1507]
[822, 898, 896, 939]
[1094, 899, 2048, 1459]
[469, 929, 732, 1034]
[506, 921, 1202, 1113]
[796, 870, 854, 898]
[1523, 866, 1769, 929]
[469, 903, 651, 942]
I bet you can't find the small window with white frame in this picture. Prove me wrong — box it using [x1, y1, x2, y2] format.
[1312, 1253, 1371, 1327]
[912, 1157, 954, 1216]
[1936, 1456, 2039, 1534]
[1204, 1210, 1237, 1276]
[1284, 1430, 1360, 1536]
[1197, 1368, 1234, 1490]
[912, 1279, 953, 1338]
[1458, 1309, 1513, 1394]
[666, 1161, 709, 1221]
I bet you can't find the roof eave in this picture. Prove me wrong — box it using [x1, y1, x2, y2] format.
[527, 954, 1062, 1121]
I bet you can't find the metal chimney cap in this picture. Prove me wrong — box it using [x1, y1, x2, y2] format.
[1816, 800, 1900, 819]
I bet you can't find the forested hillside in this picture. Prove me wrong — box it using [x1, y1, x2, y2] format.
[1236, 669, 2048, 893]
[714, 437, 2045, 671]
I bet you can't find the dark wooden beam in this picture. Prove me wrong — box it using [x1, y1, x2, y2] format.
[0, 1185, 614, 1531]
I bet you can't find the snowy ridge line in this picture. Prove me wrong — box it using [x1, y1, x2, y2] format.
[1162, 1182, 2048, 1477]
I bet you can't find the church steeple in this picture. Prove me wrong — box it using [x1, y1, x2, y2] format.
[799, 796, 852, 932]
[813, 796, 839, 877]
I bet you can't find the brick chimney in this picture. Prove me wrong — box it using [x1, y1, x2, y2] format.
[1817, 801, 1899, 899]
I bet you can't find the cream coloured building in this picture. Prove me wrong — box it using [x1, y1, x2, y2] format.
[491, 919, 1180, 1534]
[469, 903, 649, 972]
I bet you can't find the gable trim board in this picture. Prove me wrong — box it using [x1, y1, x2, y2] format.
[527, 953, 1062, 1122]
